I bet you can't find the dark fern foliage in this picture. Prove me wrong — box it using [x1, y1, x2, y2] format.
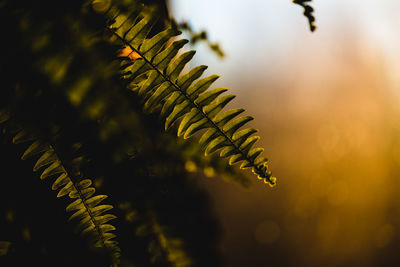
[0, 0, 311, 265]
[293, 0, 317, 32]
[3, 115, 120, 262]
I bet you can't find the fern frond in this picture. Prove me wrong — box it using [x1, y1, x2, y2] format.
[0, 112, 121, 263]
[293, 0, 317, 32]
[102, 3, 276, 187]
[22, 139, 120, 261]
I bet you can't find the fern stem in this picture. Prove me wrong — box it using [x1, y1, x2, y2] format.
[73, 182, 107, 248]
[111, 30, 274, 184]
[51, 145, 108, 253]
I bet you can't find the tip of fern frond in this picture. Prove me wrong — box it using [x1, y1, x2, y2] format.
[252, 164, 276, 187]
[310, 25, 317, 32]
[264, 176, 277, 187]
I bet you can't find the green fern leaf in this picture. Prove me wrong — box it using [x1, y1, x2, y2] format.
[106, 4, 276, 186]
[140, 28, 180, 59]
[33, 149, 57, 171]
[177, 65, 208, 91]
[5, 126, 121, 263]
[21, 140, 50, 160]
[153, 39, 188, 72]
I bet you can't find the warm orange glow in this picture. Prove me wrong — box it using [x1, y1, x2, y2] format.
[118, 46, 142, 61]
[174, 1, 400, 265]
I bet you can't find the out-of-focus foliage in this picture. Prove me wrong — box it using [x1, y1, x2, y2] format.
[0, 0, 280, 266]
[173, 20, 225, 58]
[293, 0, 316, 32]
[0, 241, 12, 256]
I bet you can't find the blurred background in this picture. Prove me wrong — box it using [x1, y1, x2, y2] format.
[169, 0, 400, 266]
